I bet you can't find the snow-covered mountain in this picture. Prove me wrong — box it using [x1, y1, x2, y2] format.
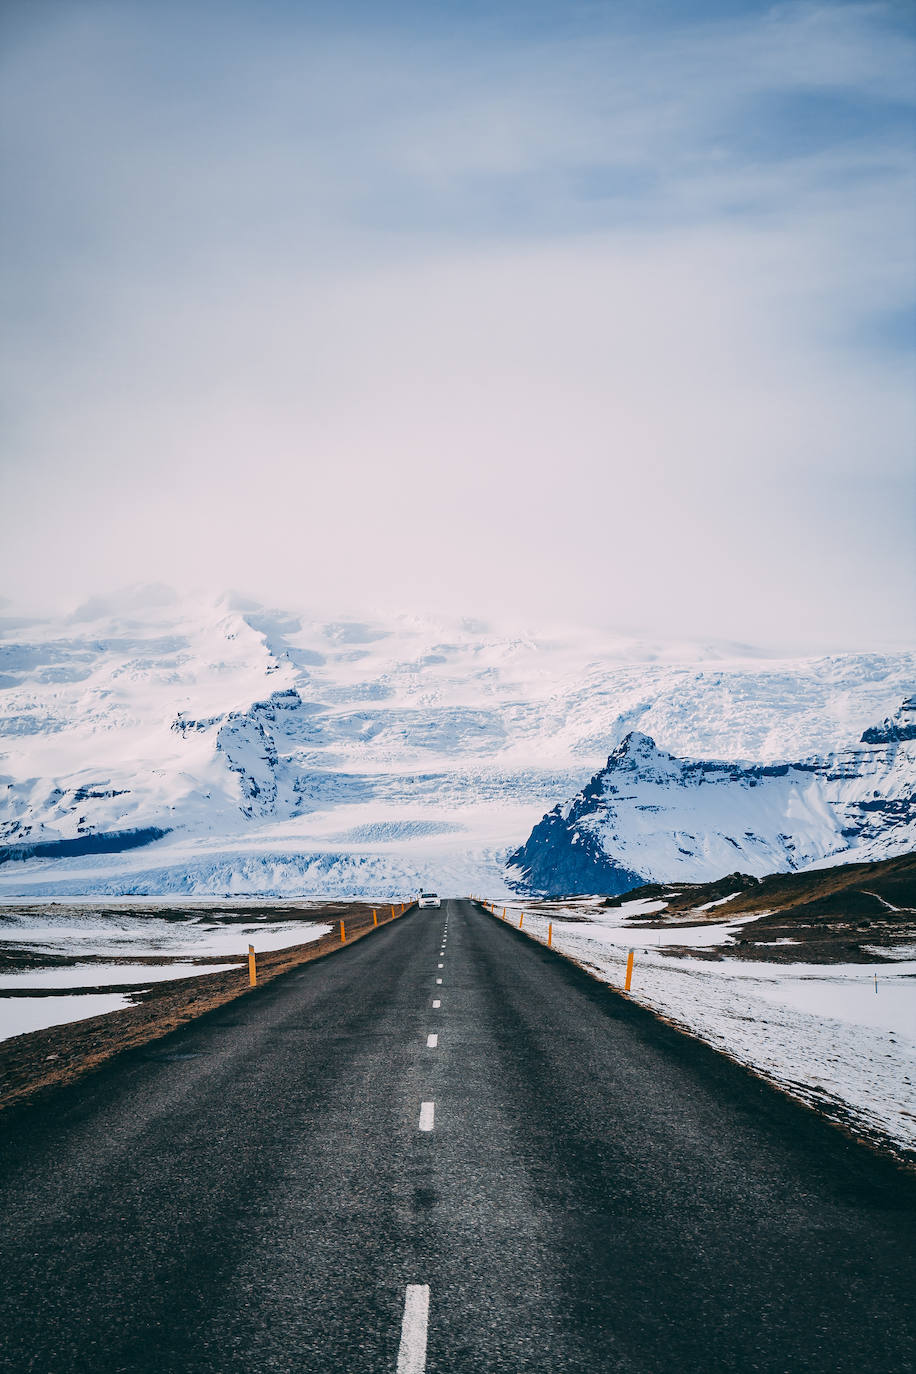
[0, 589, 913, 897]
[509, 699, 916, 896]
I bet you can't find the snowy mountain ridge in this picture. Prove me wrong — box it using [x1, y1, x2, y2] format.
[509, 699, 916, 896]
[0, 591, 913, 896]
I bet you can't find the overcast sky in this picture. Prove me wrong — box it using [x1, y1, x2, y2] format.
[1, 0, 914, 650]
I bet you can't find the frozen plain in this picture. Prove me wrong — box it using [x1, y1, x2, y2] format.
[0, 904, 331, 1040]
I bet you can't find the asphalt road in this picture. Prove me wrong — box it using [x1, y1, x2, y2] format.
[1, 898, 914, 1373]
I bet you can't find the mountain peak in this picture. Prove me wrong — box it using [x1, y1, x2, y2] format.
[510, 708, 916, 896]
[611, 730, 662, 760]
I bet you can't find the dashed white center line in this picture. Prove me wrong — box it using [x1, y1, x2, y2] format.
[396, 1284, 430, 1373]
[437, 962, 443, 968]
[419, 1101, 435, 1131]
[432, 999, 441, 1008]
[427, 1033, 438, 1048]
[435, 977, 442, 984]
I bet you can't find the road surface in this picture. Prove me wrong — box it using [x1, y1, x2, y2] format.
[1, 898, 914, 1372]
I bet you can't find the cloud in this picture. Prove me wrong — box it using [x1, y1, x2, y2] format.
[0, 0, 913, 649]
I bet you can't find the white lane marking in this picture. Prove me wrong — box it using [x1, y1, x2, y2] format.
[427, 1033, 438, 1048]
[437, 962, 443, 968]
[396, 1284, 430, 1373]
[432, 999, 441, 1007]
[436, 978, 442, 984]
[419, 1101, 435, 1131]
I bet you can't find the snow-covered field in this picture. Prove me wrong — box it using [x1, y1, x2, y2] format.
[497, 899, 916, 1160]
[0, 904, 334, 958]
[0, 904, 332, 1042]
[0, 591, 913, 896]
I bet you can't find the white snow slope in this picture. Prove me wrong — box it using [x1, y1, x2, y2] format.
[0, 589, 913, 897]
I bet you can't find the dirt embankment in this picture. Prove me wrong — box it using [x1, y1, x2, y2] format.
[0, 901, 412, 1115]
[587, 852, 916, 963]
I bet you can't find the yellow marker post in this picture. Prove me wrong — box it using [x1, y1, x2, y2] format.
[340, 920, 346, 943]
[625, 949, 634, 992]
[502, 907, 506, 920]
[519, 912, 524, 929]
[248, 944, 257, 986]
[373, 908, 378, 927]
[548, 923, 553, 947]
[391, 904, 396, 920]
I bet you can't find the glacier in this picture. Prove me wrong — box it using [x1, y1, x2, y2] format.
[0, 591, 913, 897]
